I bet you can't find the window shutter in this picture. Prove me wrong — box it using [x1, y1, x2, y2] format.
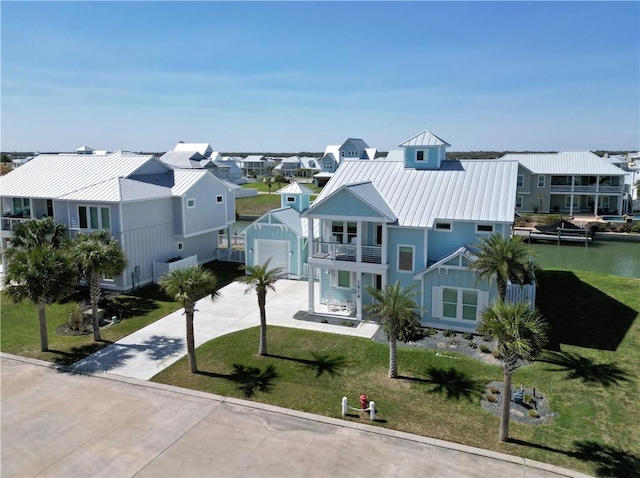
[432, 286, 442, 319]
[477, 291, 489, 320]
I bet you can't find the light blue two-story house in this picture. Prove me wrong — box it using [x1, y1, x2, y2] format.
[302, 130, 523, 333]
[244, 183, 319, 279]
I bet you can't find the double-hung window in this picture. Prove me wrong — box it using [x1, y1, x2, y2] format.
[398, 245, 414, 272]
[435, 287, 485, 322]
[537, 175, 545, 188]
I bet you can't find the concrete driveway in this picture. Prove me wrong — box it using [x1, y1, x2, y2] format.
[70, 280, 379, 380]
[1, 355, 589, 478]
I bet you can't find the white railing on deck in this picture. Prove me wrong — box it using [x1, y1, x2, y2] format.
[312, 242, 381, 264]
[506, 282, 536, 306]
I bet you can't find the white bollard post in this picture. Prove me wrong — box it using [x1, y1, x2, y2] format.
[369, 401, 375, 421]
[341, 396, 348, 417]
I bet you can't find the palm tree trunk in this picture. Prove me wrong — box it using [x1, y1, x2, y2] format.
[498, 279, 507, 302]
[91, 273, 102, 342]
[500, 370, 512, 441]
[38, 302, 48, 352]
[258, 289, 267, 356]
[185, 307, 197, 373]
[388, 327, 398, 378]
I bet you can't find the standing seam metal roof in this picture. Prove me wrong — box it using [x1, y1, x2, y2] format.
[309, 154, 518, 227]
[0, 152, 159, 199]
[499, 151, 626, 176]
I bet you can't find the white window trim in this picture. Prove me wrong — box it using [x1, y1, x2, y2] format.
[517, 174, 524, 187]
[416, 150, 425, 161]
[537, 175, 545, 188]
[432, 286, 489, 323]
[434, 222, 452, 232]
[516, 196, 523, 208]
[286, 196, 295, 203]
[216, 195, 223, 204]
[187, 198, 196, 209]
[330, 270, 354, 289]
[476, 224, 494, 234]
[397, 244, 415, 273]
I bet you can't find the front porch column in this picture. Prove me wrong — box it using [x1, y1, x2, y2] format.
[594, 176, 600, 215]
[569, 175, 575, 216]
[356, 271, 362, 320]
[227, 226, 231, 255]
[308, 265, 315, 314]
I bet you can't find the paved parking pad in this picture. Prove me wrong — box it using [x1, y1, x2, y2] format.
[1, 355, 589, 478]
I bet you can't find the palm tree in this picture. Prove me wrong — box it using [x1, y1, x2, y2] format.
[3, 245, 77, 351]
[468, 233, 534, 301]
[159, 265, 220, 373]
[73, 231, 127, 341]
[478, 300, 548, 441]
[5, 217, 68, 258]
[239, 258, 283, 356]
[364, 281, 421, 378]
[262, 176, 274, 194]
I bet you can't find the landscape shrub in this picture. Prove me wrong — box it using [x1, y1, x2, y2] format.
[487, 394, 497, 403]
[443, 329, 455, 338]
[480, 344, 491, 353]
[492, 349, 502, 359]
[462, 332, 474, 340]
[489, 386, 500, 395]
[632, 222, 640, 233]
[468, 342, 478, 349]
[528, 409, 539, 418]
[424, 327, 437, 336]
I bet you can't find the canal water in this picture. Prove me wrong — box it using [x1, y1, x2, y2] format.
[528, 240, 640, 278]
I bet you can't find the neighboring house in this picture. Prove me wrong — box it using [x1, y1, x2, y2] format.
[240, 155, 275, 177]
[0, 151, 235, 291]
[602, 153, 639, 211]
[302, 129, 524, 333]
[499, 152, 627, 216]
[214, 157, 243, 182]
[244, 183, 319, 279]
[315, 138, 377, 186]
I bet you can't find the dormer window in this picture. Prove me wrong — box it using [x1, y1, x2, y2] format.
[416, 151, 425, 161]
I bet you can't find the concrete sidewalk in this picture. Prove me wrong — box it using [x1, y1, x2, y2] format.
[1, 354, 590, 478]
[70, 280, 379, 380]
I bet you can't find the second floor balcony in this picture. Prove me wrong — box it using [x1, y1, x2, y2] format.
[311, 240, 382, 264]
[1, 215, 31, 232]
[549, 184, 624, 194]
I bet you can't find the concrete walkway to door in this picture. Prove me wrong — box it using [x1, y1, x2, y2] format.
[70, 280, 379, 380]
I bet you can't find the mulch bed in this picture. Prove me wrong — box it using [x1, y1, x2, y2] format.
[481, 381, 554, 425]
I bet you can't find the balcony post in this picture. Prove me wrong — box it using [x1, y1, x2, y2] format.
[308, 265, 315, 314]
[381, 223, 388, 265]
[356, 221, 362, 262]
[569, 175, 575, 216]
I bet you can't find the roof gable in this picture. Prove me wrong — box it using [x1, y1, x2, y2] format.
[399, 130, 451, 147]
[305, 182, 397, 222]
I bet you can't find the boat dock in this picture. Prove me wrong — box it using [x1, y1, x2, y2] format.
[513, 227, 592, 246]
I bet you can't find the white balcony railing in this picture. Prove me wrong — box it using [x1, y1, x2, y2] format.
[312, 241, 382, 264]
[1, 216, 31, 232]
[549, 185, 624, 194]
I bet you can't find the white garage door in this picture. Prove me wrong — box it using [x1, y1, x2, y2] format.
[254, 239, 289, 276]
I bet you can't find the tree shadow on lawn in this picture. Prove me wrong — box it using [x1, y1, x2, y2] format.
[536, 270, 637, 351]
[509, 438, 640, 478]
[100, 296, 159, 321]
[570, 440, 640, 478]
[402, 366, 485, 401]
[267, 352, 347, 378]
[538, 350, 634, 387]
[197, 363, 278, 398]
[54, 335, 184, 373]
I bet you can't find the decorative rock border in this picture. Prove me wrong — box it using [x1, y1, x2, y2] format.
[481, 380, 555, 425]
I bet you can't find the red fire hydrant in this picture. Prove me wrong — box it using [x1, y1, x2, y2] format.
[360, 393, 369, 410]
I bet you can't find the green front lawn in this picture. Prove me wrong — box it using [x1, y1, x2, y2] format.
[0, 260, 244, 366]
[153, 270, 640, 477]
[235, 195, 283, 217]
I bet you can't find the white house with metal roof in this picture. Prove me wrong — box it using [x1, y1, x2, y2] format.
[243, 183, 319, 279]
[499, 151, 627, 216]
[315, 138, 377, 186]
[0, 151, 235, 291]
[301, 130, 524, 333]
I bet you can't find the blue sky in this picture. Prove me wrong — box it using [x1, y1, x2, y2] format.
[2, 1, 639, 153]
